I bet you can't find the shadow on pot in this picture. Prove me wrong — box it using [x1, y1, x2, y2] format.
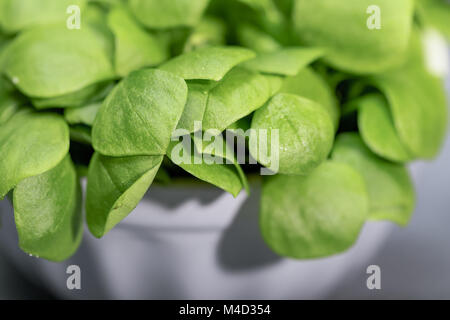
[216, 191, 282, 272]
[145, 184, 224, 210]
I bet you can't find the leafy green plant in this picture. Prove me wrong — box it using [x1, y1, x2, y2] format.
[0, 0, 448, 261]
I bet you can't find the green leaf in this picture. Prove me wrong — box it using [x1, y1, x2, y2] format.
[31, 81, 114, 109]
[92, 69, 188, 157]
[129, 0, 210, 29]
[167, 138, 245, 197]
[293, 0, 414, 73]
[250, 93, 334, 175]
[86, 153, 163, 238]
[332, 133, 415, 226]
[356, 94, 413, 162]
[108, 6, 169, 76]
[260, 161, 369, 259]
[279, 67, 340, 129]
[0, 0, 86, 33]
[65, 102, 102, 127]
[0, 110, 69, 199]
[160, 46, 255, 81]
[1, 24, 115, 98]
[241, 47, 323, 76]
[13, 155, 83, 261]
[370, 65, 448, 159]
[362, 29, 448, 159]
[203, 67, 272, 131]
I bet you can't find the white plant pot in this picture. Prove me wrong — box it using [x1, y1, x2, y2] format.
[0, 164, 425, 299]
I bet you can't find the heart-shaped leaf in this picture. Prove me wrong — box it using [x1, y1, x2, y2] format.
[293, 0, 414, 73]
[86, 153, 163, 238]
[13, 155, 83, 261]
[251, 93, 334, 175]
[370, 66, 448, 159]
[92, 69, 188, 157]
[332, 133, 415, 226]
[260, 161, 369, 259]
[366, 29, 448, 159]
[0, 110, 69, 199]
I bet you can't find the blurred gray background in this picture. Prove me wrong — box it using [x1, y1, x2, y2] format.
[1, 64, 449, 301]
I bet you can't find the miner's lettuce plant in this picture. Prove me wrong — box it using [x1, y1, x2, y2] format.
[0, 0, 448, 261]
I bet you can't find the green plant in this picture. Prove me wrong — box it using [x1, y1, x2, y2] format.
[0, 0, 448, 261]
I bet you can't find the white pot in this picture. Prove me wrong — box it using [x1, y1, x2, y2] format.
[0, 164, 425, 299]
